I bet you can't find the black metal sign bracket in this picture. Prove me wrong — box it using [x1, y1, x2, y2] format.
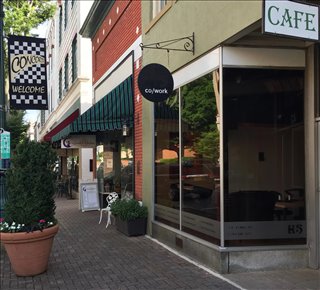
[140, 33, 195, 55]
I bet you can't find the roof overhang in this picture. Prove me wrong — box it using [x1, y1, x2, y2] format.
[79, 0, 115, 39]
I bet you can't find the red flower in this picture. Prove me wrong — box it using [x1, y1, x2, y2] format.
[0, 218, 4, 223]
[39, 219, 46, 223]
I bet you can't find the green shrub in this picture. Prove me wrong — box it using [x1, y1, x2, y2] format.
[110, 198, 148, 221]
[3, 139, 58, 232]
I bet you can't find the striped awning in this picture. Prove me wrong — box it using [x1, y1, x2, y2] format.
[155, 102, 179, 120]
[52, 76, 133, 142]
[43, 109, 79, 142]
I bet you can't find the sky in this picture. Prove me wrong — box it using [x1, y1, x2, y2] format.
[24, 22, 48, 124]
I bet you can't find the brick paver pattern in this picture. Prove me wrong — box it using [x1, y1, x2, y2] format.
[1, 198, 238, 290]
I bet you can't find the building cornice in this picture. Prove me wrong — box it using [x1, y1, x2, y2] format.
[79, 0, 115, 39]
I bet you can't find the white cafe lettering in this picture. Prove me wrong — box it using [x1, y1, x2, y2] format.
[11, 54, 45, 74]
[267, 5, 316, 32]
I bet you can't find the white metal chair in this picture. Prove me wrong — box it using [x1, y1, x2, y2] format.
[98, 192, 119, 228]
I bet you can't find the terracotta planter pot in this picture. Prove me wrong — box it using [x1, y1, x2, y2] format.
[0, 224, 59, 276]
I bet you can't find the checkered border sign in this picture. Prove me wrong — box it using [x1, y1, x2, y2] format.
[8, 35, 48, 110]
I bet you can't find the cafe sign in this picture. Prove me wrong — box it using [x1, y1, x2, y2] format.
[263, 0, 319, 41]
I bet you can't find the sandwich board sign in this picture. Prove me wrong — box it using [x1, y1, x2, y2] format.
[80, 182, 100, 212]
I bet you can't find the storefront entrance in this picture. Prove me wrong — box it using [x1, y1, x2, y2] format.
[151, 46, 313, 271]
[97, 130, 134, 206]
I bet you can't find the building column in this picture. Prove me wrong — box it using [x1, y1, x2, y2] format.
[305, 44, 319, 269]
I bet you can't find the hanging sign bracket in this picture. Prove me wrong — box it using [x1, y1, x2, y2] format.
[140, 33, 195, 55]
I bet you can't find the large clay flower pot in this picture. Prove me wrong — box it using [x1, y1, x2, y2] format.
[0, 224, 59, 276]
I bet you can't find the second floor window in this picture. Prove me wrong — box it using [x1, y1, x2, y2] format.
[72, 35, 77, 83]
[64, 54, 69, 91]
[64, 0, 68, 29]
[152, 0, 169, 18]
[59, 68, 62, 100]
[59, 7, 62, 45]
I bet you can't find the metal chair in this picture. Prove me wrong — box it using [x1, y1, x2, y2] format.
[98, 192, 119, 228]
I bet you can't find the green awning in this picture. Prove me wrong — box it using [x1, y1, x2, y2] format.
[52, 75, 133, 142]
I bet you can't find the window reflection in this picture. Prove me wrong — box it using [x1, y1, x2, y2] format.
[154, 91, 180, 229]
[97, 132, 134, 205]
[223, 68, 306, 246]
[154, 72, 221, 243]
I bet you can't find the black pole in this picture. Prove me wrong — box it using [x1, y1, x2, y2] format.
[0, 0, 5, 129]
[0, 0, 6, 218]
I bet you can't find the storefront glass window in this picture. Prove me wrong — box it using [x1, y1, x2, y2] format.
[154, 91, 180, 230]
[97, 131, 134, 202]
[67, 154, 79, 192]
[223, 68, 306, 246]
[154, 72, 221, 243]
[180, 73, 220, 242]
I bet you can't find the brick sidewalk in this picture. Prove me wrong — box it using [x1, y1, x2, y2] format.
[0, 198, 239, 290]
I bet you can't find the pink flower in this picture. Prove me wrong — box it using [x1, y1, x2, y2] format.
[0, 218, 4, 223]
[39, 219, 46, 223]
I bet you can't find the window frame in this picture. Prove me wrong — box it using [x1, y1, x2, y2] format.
[72, 35, 77, 83]
[59, 6, 62, 45]
[64, 54, 69, 91]
[64, 0, 68, 29]
[58, 68, 62, 100]
[145, 0, 175, 33]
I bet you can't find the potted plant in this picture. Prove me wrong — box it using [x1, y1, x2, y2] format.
[110, 198, 148, 236]
[0, 139, 59, 277]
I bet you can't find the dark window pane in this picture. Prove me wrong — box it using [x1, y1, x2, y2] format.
[180, 73, 221, 243]
[72, 36, 77, 83]
[59, 7, 62, 45]
[59, 69, 62, 100]
[64, 55, 69, 90]
[223, 68, 306, 246]
[154, 91, 180, 230]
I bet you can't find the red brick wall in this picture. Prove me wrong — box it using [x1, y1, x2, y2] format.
[91, 0, 143, 200]
[133, 57, 142, 200]
[92, 0, 141, 84]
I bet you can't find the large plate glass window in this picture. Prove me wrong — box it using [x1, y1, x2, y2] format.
[223, 68, 306, 246]
[154, 90, 180, 229]
[154, 72, 221, 244]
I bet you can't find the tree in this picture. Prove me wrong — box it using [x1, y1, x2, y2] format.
[2, 0, 55, 149]
[180, 74, 220, 163]
[3, 0, 55, 36]
[5, 139, 57, 230]
[5, 110, 28, 152]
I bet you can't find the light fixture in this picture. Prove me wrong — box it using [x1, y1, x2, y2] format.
[122, 124, 129, 136]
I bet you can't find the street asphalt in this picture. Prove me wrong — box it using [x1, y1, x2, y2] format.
[1, 197, 319, 290]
